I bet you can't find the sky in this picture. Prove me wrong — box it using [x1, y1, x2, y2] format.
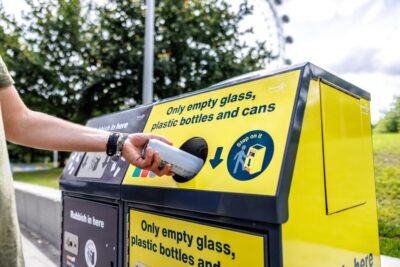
[3, 0, 400, 122]
[278, 0, 400, 122]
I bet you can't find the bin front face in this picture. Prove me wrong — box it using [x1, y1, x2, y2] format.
[62, 196, 119, 267]
[127, 208, 268, 267]
[118, 67, 307, 267]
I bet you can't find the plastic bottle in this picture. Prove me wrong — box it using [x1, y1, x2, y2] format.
[142, 139, 204, 179]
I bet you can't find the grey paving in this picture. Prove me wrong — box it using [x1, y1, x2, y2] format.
[21, 225, 59, 267]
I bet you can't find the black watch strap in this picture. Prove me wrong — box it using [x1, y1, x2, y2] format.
[106, 133, 120, 156]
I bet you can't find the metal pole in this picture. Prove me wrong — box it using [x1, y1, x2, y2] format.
[53, 151, 59, 168]
[142, 0, 155, 104]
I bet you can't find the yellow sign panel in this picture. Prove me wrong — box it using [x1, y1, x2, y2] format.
[123, 70, 301, 195]
[129, 209, 265, 267]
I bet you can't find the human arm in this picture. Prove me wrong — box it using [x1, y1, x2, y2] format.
[0, 85, 172, 175]
[0, 57, 171, 175]
[0, 84, 172, 175]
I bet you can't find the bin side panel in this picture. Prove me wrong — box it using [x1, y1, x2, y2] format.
[282, 80, 381, 267]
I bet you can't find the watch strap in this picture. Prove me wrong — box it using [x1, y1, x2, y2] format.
[106, 133, 120, 156]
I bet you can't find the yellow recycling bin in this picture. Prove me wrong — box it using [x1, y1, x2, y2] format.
[119, 63, 380, 266]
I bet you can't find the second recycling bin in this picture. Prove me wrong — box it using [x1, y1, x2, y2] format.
[60, 106, 152, 267]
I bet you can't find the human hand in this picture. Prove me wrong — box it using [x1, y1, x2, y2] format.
[122, 133, 174, 176]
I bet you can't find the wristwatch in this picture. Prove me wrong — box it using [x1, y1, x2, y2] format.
[106, 133, 120, 156]
[106, 133, 128, 160]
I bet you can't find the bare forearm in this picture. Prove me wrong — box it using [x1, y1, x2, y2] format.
[0, 85, 108, 152]
[10, 110, 109, 152]
[0, 83, 173, 177]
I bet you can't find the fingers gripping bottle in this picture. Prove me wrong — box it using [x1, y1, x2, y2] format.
[141, 139, 204, 180]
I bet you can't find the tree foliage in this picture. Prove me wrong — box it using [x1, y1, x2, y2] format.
[375, 96, 400, 133]
[87, 0, 272, 117]
[21, 0, 95, 121]
[1, 0, 277, 163]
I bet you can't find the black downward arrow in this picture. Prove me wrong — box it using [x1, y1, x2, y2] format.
[209, 147, 223, 168]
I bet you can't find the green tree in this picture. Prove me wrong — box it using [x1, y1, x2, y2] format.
[375, 96, 400, 133]
[154, 0, 271, 98]
[21, 0, 94, 122]
[0, 5, 22, 66]
[1, 0, 95, 163]
[6, 0, 276, 122]
[94, 0, 273, 106]
[0, 3, 37, 95]
[0, 4, 49, 163]
[2, 0, 280, 163]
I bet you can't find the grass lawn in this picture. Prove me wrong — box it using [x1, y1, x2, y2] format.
[12, 133, 400, 257]
[13, 168, 63, 189]
[373, 133, 400, 258]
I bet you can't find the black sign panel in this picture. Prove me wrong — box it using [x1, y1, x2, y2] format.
[62, 196, 119, 267]
[60, 105, 153, 197]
